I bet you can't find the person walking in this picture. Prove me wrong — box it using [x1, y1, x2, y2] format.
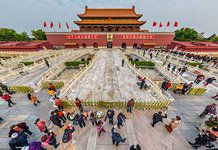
[179, 66, 187, 76]
[117, 112, 126, 129]
[111, 125, 126, 146]
[130, 143, 142, 150]
[55, 109, 67, 124]
[0, 82, 15, 95]
[34, 118, 49, 133]
[150, 53, 152, 60]
[54, 97, 64, 111]
[165, 116, 181, 133]
[97, 120, 106, 137]
[9, 133, 29, 150]
[49, 83, 56, 91]
[9, 122, 33, 138]
[27, 93, 40, 106]
[151, 111, 167, 127]
[62, 125, 75, 143]
[167, 63, 171, 71]
[127, 99, 135, 113]
[204, 77, 216, 87]
[140, 77, 146, 90]
[171, 66, 176, 74]
[50, 111, 63, 128]
[44, 59, 50, 68]
[161, 80, 167, 90]
[90, 111, 98, 126]
[182, 82, 193, 94]
[199, 103, 217, 118]
[0, 91, 16, 107]
[48, 131, 60, 149]
[122, 59, 125, 67]
[75, 97, 83, 112]
[165, 81, 172, 91]
[105, 109, 115, 125]
[194, 74, 204, 84]
[75, 114, 86, 128]
[212, 92, 218, 100]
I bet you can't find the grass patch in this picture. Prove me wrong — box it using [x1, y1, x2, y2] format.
[65, 61, 89, 67]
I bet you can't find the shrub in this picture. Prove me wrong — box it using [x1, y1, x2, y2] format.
[131, 61, 155, 67]
[64, 61, 89, 67]
[20, 61, 34, 66]
[9, 86, 33, 93]
[188, 62, 203, 69]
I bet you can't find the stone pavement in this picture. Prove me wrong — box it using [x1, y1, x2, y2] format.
[0, 48, 218, 150]
[68, 49, 155, 102]
[0, 90, 53, 150]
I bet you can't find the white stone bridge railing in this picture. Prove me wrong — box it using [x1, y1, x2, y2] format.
[119, 50, 174, 102]
[130, 50, 181, 83]
[58, 51, 99, 98]
[155, 51, 218, 79]
[33, 50, 93, 92]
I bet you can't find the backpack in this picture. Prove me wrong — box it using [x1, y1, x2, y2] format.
[29, 141, 42, 150]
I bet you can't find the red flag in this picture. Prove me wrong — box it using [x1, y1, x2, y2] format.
[159, 22, 163, 28]
[152, 21, 157, 27]
[174, 21, 178, 27]
[50, 21, 54, 28]
[43, 21, 47, 27]
[167, 21, 170, 27]
[58, 22, 61, 29]
[66, 22, 69, 29]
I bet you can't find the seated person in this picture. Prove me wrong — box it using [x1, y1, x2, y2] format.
[174, 83, 184, 94]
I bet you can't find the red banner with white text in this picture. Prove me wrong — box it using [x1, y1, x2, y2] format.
[121, 35, 154, 39]
[66, 35, 99, 39]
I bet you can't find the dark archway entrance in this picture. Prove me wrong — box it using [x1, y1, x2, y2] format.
[82, 43, 86, 48]
[107, 42, 112, 48]
[133, 43, 137, 48]
[93, 43, 98, 48]
[121, 43, 127, 49]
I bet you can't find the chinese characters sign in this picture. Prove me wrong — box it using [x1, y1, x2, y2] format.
[121, 35, 154, 39]
[66, 35, 99, 39]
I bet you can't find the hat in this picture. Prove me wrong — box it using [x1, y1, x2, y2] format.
[11, 133, 18, 138]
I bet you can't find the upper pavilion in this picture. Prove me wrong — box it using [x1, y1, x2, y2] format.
[74, 6, 146, 32]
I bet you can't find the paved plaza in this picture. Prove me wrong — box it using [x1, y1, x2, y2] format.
[0, 49, 218, 150]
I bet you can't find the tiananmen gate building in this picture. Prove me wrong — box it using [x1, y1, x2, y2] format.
[46, 6, 175, 49]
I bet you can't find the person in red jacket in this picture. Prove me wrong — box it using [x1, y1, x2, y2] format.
[0, 91, 16, 107]
[75, 97, 83, 112]
[165, 81, 172, 91]
[54, 97, 64, 111]
[34, 118, 49, 133]
[49, 83, 56, 91]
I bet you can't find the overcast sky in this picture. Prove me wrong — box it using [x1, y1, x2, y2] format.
[0, 0, 217, 37]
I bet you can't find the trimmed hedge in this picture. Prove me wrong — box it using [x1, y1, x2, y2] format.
[131, 61, 155, 67]
[188, 62, 203, 69]
[65, 61, 89, 67]
[20, 61, 34, 66]
[9, 86, 33, 93]
[61, 99, 171, 110]
[42, 81, 64, 89]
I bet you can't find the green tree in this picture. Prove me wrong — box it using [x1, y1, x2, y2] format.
[0, 28, 17, 41]
[31, 29, 47, 40]
[174, 27, 205, 41]
[0, 28, 31, 41]
[16, 32, 31, 41]
[210, 36, 218, 42]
